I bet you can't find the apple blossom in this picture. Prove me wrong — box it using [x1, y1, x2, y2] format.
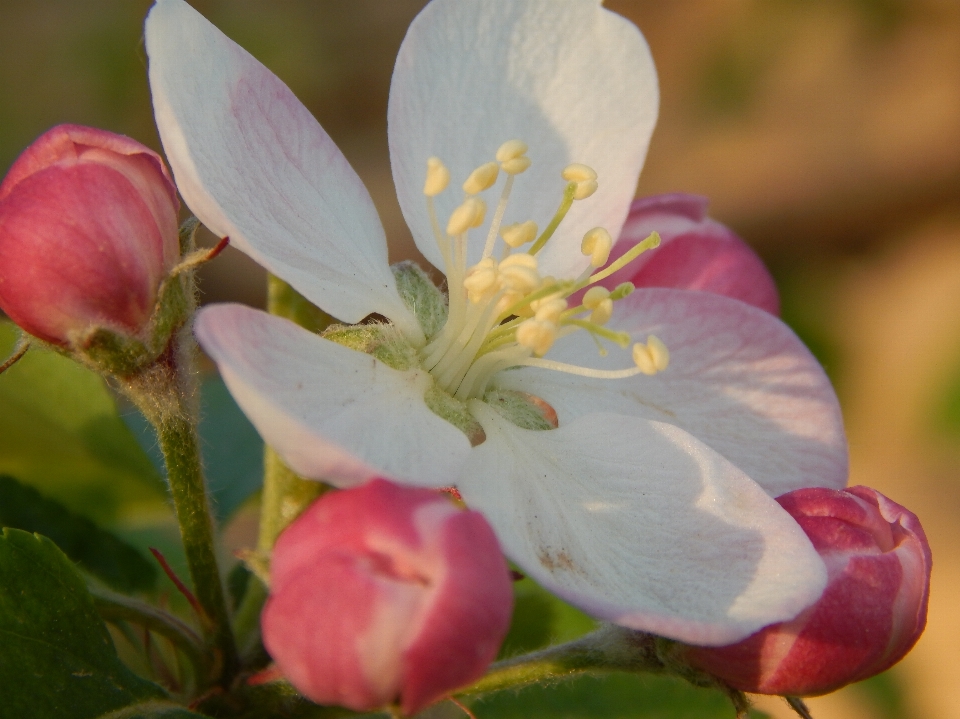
[145, 0, 848, 646]
[262, 478, 513, 714]
[0, 124, 180, 345]
[685, 486, 931, 695]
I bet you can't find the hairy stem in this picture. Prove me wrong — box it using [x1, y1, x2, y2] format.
[121, 331, 238, 685]
[457, 625, 666, 698]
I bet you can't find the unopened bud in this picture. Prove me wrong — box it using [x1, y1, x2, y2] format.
[0, 124, 180, 346]
[686, 486, 931, 696]
[263, 479, 513, 716]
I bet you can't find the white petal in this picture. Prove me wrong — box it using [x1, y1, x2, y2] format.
[460, 404, 826, 645]
[389, 0, 657, 278]
[496, 288, 848, 497]
[146, 0, 418, 335]
[194, 304, 470, 488]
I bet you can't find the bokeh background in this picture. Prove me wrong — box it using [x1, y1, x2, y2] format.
[1, 1, 959, 717]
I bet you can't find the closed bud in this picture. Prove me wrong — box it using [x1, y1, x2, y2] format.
[262, 478, 513, 715]
[0, 124, 180, 345]
[686, 486, 931, 696]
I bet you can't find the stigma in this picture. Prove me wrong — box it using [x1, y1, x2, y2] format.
[419, 140, 666, 402]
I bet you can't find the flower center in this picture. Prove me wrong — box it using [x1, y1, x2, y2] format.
[417, 140, 669, 402]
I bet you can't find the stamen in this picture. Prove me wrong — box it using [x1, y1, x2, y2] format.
[501, 156, 532, 175]
[447, 198, 487, 236]
[581, 227, 613, 267]
[528, 182, 577, 256]
[582, 286, 610, 309]
[482, 174, 516, 259]
[497, 253, 540, 295]
[632, 335, 670, 375]
[520, 356, 647, 380]
[584, 232, 660, 286]
[463, 258, 498, 303]
[500, 220, 538, 248]
[516, 318, 558, 356]
[463, 162, 499, 195]
[562, 163, 598, 200]
[496, 140, 528, 163]
[424, 157, 450, 197]
[562, 319, 631, 348]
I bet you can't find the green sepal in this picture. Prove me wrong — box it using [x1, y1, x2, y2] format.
[94, 701, 209, 719]
[483, 388, 556, 431]
[322, 323, 418, 371]
[391, 260, 448, 340]
[74, 325, 156, 377]
[0, 528, 169, 719]
[424, 383, 486, 445]
[0, 475, 156, 592]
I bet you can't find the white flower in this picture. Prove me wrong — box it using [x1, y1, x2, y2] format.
[145, 0, 848, 645]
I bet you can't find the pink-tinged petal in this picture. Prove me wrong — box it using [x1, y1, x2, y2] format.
[264, 479, 512, 714]
[389, 0, 658, 279]
[687, 486, 930, 695]
[194, 304, 471, 488]
[495, 288, 847, 497]
[459, 404, 827, 645]
[145, 0, 418, 336]
[597, 194, 779, 315]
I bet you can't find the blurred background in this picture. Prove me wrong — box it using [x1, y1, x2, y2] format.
[1, 0, 959, 717]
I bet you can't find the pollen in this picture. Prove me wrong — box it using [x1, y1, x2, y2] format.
[581, 227, 613, 267]
[501, 220, 538, 248]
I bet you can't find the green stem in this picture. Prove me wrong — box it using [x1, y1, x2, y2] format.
[91, 584, 208, 688]
[457, 625, 665, 698]
[122, 332, 238, 685]
[233, 275, 333, 656]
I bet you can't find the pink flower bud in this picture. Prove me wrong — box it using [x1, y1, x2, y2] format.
[686, 486, 931, 696]
[0, 124, 180, 345]
[261, 478, 513, 715]
[598, 193, 780, 315]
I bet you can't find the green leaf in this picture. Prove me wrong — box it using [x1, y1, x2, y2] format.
[0, 475, 156, 592]
[95, 701, 209, 718]
[0, 528, 168, 719]
[469, 673, 769, 719]
[0, 323, 167, 525]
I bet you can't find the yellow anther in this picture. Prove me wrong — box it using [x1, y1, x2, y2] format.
[589, 299, 614, 325]
[647, 334, 670, 372]
[561, 163, 597, 183]
[424, 157, 450, 197]
[581, 227, 613, 267]
[463, 258, 499, 303]
[463, 162, 500, 195]
[632, 343, 657, 375]
[582, 286, 610, 310]
[501, 220, 538, 248]
[496, 140, 528, 163]
[501, 155, 532, 175]
[531, 297, 567, 324]
[573, 180, 598, 200]
[498, 252, 540, 294]
[517, 318, 558, 356]
[446, 197, 487, 236]
[632, 335, 670, 375]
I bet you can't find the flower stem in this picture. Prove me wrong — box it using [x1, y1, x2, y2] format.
[122, 332, 238, 685]
[457, 625, 666, 698]
[233, 275, 332, 655]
